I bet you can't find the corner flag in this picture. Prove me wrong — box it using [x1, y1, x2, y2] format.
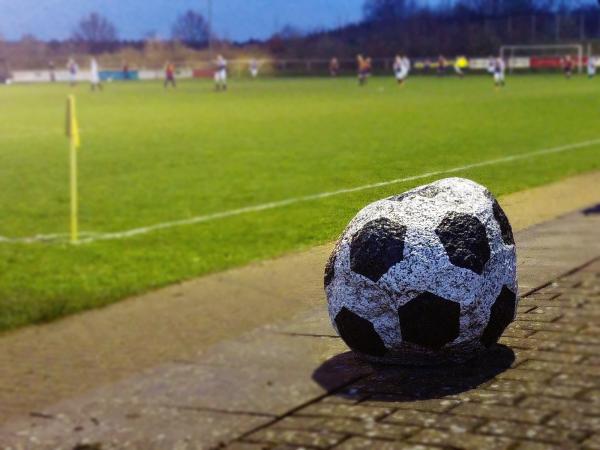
[66, 95, 80, 243]
[66, 95, 81, 149]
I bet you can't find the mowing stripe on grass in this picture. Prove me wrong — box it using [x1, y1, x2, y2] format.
[2, 137, 600, 245]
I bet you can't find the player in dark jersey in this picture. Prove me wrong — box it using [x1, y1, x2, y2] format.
[357, 55, 369, 86]
[563, 55, 574, 79]
[329, 57, 340, 77]
[164, 62, 176, 88]
[437, 55, 446, 76]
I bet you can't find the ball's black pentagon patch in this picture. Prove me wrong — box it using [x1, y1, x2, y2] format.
[435, 212, 491, 275]
[350, 218, 406, 282]
[481, 286, 517, 348]
[492, 200, 515, 245]
[324, 252, 336, 288]
[398, 292, 461, 350]
[335, 307, 387, 357]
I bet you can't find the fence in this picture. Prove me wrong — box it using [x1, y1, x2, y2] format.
[5, 54, 599, 84]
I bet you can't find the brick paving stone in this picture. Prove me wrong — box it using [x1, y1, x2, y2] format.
[582, 434, 600, 450]
[515, 311, 563, 322]
[521, 299, 587, 311]
[546, 412, 600, 432]
[448, 389, 523, 406]
[226, 444, 270, 450]
[581, 389, 600, 403]
[585, 356, 600, 366]
[519, 397, 600, 416]
[511, 320, 583, 333]
[332, 437, 439, 450]
[518, 296, 560, 305]
[552, 372, 600, 388]
[513, 442, 568, 450]
[581, 329, 600, 339]
[243, 429, 346, 449]
[296, 403, 393, 421]
[408, 429, 513, 450]
[497, 336, 549, 350]
[485, 379, 582, 399]
[491, 368, 555, 383]
[359, 398, 459, 413]
[517, 305, 538, 315]
[549, 342, 600, 356]
[272, 416, 419, 441]
[383, 410, 483, 432]
[532, 330, 600, 346]
[502, 328, 535, 339]
[449, 403, 549, 424]
[514, 349, 585, 364]
[321, 395, 365, 406]
[477, 420, 587, 446]
[519, 359, 600, 377]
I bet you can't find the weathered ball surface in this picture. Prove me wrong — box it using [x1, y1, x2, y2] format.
[325, 177, 518, 365]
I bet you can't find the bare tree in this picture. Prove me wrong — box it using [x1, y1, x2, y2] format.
[72, 12, 118, 53]
[171, 10, 210, 49]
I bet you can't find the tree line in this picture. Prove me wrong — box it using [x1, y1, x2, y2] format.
[269, 0, 600, 59]
[2, 0, 599, 69]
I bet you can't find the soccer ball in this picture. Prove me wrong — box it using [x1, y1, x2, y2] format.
[325, 178, 517, 365]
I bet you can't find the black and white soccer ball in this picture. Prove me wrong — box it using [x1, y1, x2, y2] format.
[325, 178, 518, 365]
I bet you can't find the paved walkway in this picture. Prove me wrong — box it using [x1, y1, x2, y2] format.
[1, 199, 600, 448]
[0, 172, 598, 426]
[232, 258, 600, 450]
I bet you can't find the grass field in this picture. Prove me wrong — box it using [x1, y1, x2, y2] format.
[0, 74, 599, 331]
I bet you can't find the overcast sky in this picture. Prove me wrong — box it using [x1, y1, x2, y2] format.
[0, 0, 372, 41]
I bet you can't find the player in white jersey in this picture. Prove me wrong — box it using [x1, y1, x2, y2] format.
[588, 56, 597, 78]
[249, 58, 259, 78]
[214, 55, 228, 91]
[393, 55, 410, 85]
[493, 57, 506, 88]
[90, 58, 103, 91]
[67, 58, 79, 86]
[487, 56, 496, 75]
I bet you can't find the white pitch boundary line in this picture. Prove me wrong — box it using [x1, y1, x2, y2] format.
[1, 138, 599, 245]
[0, 231, 100, 245]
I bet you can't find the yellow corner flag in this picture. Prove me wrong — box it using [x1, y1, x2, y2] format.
[66, 95, 80, 243]
[66, 95, 81, 149]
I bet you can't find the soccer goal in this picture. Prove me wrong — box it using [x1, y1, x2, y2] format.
[500, 44, 584, 74]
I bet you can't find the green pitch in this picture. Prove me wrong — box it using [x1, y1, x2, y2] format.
[0, 75, 599, 331]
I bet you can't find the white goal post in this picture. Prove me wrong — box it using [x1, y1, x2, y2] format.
[500, 44, 584, 74]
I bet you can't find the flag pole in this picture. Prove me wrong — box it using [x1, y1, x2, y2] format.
[70, 136, 78, 244]
[66, 94, 80, 244]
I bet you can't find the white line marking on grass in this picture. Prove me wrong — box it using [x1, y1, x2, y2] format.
[0, 232, 100, 244]
[1, 138, 599, 245]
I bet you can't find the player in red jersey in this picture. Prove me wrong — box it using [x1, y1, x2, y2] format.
[563, 55, 574, 79]
[164, 61, 176, 88]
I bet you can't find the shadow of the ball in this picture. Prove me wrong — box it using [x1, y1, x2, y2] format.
[312, 344, 515, 401]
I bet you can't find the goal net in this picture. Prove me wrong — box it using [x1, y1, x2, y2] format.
[500, 44, 584, 74]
